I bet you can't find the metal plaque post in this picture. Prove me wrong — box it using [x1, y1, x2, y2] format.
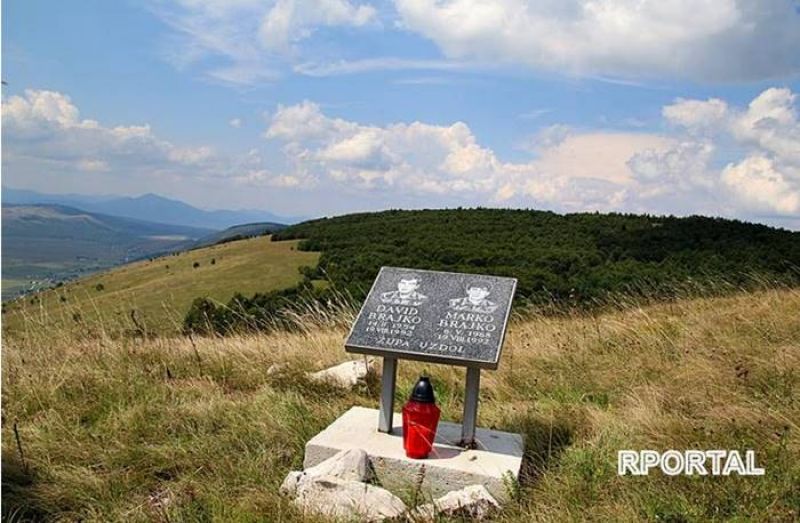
[378, 357, 398, 433]
[461, 366, 481, 446]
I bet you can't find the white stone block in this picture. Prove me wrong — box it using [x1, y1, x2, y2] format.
[307, 358, 374, 388]
[282, 448, 373, 496]
[410, 484, 499, 521]
[304, 407, 524, 502]
[292, 475, 407, 522]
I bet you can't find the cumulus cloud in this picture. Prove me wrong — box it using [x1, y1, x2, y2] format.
[8, 87, 798, 227]
[626, 140, 719, 214]
[722, 156, 799, 214]
[644, 88, 800, 217]
[2, 90, 212, 172]
[1, 89, 273, 191]
[263, 87, 800, 224]
[264, 100, 678, 209]
[532, 132, 671, 186]
[718, 88, 800, 216]
[663, 98, 728, 133]
[393, 0, 800, 82]
[732, 88, 800, 166]
[266, 100, 507, 193]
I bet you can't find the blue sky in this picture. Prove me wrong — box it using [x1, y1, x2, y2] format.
[3, 0, 800, 228]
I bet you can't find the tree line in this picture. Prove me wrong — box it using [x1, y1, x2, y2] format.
[183, 208, 800, 335]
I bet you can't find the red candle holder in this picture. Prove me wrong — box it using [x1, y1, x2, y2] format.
[402, 376, 441, 459]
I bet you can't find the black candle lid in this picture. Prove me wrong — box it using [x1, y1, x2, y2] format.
[410, 376, 436, 403]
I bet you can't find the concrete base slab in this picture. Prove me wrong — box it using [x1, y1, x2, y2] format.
[304, 406, 524, 501]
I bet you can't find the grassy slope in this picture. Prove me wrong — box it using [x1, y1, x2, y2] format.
[2, 236, 319, 335]
[3, 287, 798, 521]
[1, 204, 214, 298]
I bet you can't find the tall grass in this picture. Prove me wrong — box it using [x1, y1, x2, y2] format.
[3, 286, 799, 521]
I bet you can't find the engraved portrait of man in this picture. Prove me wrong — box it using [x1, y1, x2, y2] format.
[380, 276, 428, 306]
[448, 282, 498, 313]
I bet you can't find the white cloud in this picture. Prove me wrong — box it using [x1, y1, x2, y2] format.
[3, 90, 174, 169]
[722, 156, 800, 214]
[263, 87, 800, 225]
[150, 0, 378, 85]
[662, 88, 800, 168]
[229, 117, 243, 128]
[8, 86, 798, 227]
[294, 58, 468, 76]
[268, 174, 305, 187]
[260, 0, 376, 52]
[393, 0, 800, 82]
[663, 97, 728, 133]
[732, 88, 800, 166]
[531, 132, 671, 185]
[77, 159, 110, 172]
[266, 100, 359, 141]
[642, 87, 800, 216]
[168, 145, 215, 165]
[264, 100, 675, 208]
[626, 141, 718, 214]
[1, 89, 263, 187]
[146, 0, 800, 86]
[266, 100, 504, 192]
[518, 108, 552, 120]
[522, 124, 572, 152]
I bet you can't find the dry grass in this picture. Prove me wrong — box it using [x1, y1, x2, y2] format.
[2, 287, 799, 521]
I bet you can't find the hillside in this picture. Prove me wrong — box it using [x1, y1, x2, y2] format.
[3, 288, 798, 520]
[7, 208, 799, 337]
[273, 209, 800, 304]
[1, 204, 212, 298]
[2, 235, 319, 335]
[193, 222, 287, 248]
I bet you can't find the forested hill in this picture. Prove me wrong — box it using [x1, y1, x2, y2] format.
[272, 209, 800, 304]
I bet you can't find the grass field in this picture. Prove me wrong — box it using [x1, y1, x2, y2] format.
[2, 236, 319, 335]
[3, 287, 798, 521]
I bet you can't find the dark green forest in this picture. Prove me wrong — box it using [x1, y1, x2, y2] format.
[184, 209, 800, 334]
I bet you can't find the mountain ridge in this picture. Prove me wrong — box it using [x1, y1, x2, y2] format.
[2, 186, 302, 230]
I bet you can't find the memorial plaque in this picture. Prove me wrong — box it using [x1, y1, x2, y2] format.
[345, 267, 517, 369]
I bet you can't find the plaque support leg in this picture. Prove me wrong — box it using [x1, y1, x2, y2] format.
[461, 366, 481, 447]
[378, 357, 397, 433]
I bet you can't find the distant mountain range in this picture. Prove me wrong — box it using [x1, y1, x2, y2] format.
[2, 187, 302, 230]
[1, 188, 296, 298]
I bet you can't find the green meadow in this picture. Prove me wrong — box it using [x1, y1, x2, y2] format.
[2, 236, 319, 336]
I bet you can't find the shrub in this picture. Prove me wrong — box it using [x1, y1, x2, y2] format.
[182, 297, 222, 335]
[183, 281, 323, 335]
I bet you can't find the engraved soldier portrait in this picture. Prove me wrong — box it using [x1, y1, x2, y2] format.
[448, 281, 498, 313]
[380, 276, 428, 306]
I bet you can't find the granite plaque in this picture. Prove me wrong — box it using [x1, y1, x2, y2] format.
[345, 267, 517, 369]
